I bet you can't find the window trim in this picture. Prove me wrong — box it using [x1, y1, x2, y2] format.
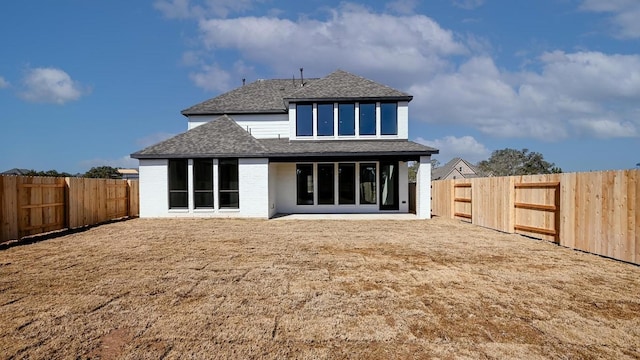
[193, 159, 214, 209]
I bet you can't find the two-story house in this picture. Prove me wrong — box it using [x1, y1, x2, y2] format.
[131, 70, 438, 218]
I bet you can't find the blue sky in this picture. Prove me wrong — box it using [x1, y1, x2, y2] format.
[1, 0, 639, 174]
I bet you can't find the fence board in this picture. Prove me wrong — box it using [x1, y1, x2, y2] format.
[431, 169, 640, 265]
[1, 175, 139, 244]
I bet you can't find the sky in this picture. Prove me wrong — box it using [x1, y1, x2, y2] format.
[1, 0, 639, 174]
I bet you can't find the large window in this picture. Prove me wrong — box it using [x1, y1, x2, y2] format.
[317, 164, 335, 205]
[219, 159, 239, 209]
[338, 103, 355, 136]
[338, 163, 356, 204]
[359, 163, 377, 204]
[296, 104, 313, 136]
[317, 103, 334, 136]
[168, 159, 188, 209]
[193, 159, 213, 208]
[296, 164, 314, 205]
[359, 103, 376, 136]
[381, 103, 398, 135]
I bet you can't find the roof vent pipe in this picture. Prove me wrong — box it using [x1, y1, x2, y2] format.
[300, 67, 304, 87]
[242, 78, 246, 86]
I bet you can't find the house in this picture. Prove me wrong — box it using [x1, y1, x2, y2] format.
[116, 168, 139, 180]
[131, 70, 438, 219]
[431, 157, 483, 180]
[1, 168, 31, 176]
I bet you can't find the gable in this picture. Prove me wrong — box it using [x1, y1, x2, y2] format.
[284, 70, 412, 102]
[131, 115, 268, 158]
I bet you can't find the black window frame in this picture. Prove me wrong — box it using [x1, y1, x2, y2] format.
[317, 163, 335, 205]
[296, 164, 314, 205]
[380, 102, 398, 135]
[338, 103, 355, 136]
[168, 159, 188, 209]
[193, 159, 214, 209]
[359, 103, 376, 136]
[219, 158, 239, 209]
[316, 103, 334, 137]
[338, 163, 356, 204]
[296, 103, 313, 137]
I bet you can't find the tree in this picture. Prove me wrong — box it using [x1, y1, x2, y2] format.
[408, 159, 440, 182]
[477, 148, 561, 176]
[84, 166, 122, 179]
[24, 169, 73, 177]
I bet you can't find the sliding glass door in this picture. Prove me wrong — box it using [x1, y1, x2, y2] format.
[379, 161, 399, 210]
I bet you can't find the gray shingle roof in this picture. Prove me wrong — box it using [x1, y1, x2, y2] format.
[181, 78, 318, 116]
[131, 116, 437, 159]
[261, 139, 436, 158]
[131, 115, 269, 158]
[285, 69, 412, 102]
[180, 70, 411, 116]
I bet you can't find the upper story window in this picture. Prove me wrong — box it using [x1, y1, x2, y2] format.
[338, 103, 355, 136]
[380, 103, 398, 135]
[293, 101, 401, 138]
[296, 104, 313, 136]
[359, 103, 376, 136]
[317, 103, 334, 136]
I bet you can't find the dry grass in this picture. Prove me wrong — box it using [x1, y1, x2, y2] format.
[1, 217, 639, 359]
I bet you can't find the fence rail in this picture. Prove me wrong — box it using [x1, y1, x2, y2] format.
[1, 175, 139, 243]
[431, 169, 639, 265]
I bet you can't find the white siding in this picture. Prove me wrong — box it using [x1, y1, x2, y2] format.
[416, 155, 432, 219]
[138, 159, 169, 218]
[187, 114, 289, 139]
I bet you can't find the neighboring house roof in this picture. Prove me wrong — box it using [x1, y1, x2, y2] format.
[1, 168, 30, 176]
[432, 157, 483, 180]
[117, 168, 139, 175]
[284, 69, 412, 102]
[131, 116, 438, 160]
[181, 78, 319, 116]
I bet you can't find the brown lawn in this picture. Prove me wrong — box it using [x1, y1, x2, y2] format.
[0, 217, 639, 359]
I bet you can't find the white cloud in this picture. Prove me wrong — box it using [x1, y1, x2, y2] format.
[0, 76, 9, 88]
[580, 0, 640, 38]
[409, 51, 640, 140]
[415, 135, 489, 163]
[80, 156, 139, 171]
[452, 0, 485, 10]
[20, 67, 88, 104]
[196, 5, 467, 84]
[189, 63, 231, 92]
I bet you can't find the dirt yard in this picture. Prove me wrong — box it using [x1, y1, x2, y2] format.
[1, 217, 639, 359]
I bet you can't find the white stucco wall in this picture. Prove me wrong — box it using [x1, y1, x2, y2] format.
[138, 159, 169, 218]
[187, 114, 289, 139]
[138, 157, 269, 218]
[416, 155, 432, 219]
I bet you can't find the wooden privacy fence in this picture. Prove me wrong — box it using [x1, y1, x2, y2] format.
[431, 169, 639, 265]
[0, 175, 139, 243]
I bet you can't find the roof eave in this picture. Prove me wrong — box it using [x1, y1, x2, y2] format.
[181, 109, 288, 117]
[283, 95, 413, 105]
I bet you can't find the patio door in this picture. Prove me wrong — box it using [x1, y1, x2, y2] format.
[379, 161, 399, 210]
